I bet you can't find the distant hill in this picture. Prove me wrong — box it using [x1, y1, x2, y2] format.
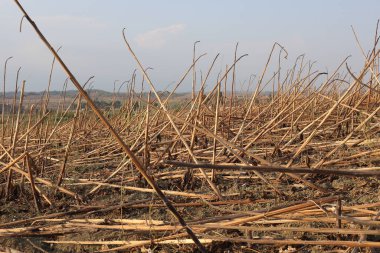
[3, 89, 194, 99]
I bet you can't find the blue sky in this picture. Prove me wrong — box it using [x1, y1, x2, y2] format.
[0, 0, 379, 92]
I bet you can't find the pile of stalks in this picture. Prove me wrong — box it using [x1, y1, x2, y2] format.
[1, 2, 380, 253]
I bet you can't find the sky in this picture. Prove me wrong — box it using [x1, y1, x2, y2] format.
[0, 0, 379, 92]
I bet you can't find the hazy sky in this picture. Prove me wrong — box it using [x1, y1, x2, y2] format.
[0, 0, 379, 92]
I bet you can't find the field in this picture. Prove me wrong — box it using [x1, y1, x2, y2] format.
[1, 2, 380, 253]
